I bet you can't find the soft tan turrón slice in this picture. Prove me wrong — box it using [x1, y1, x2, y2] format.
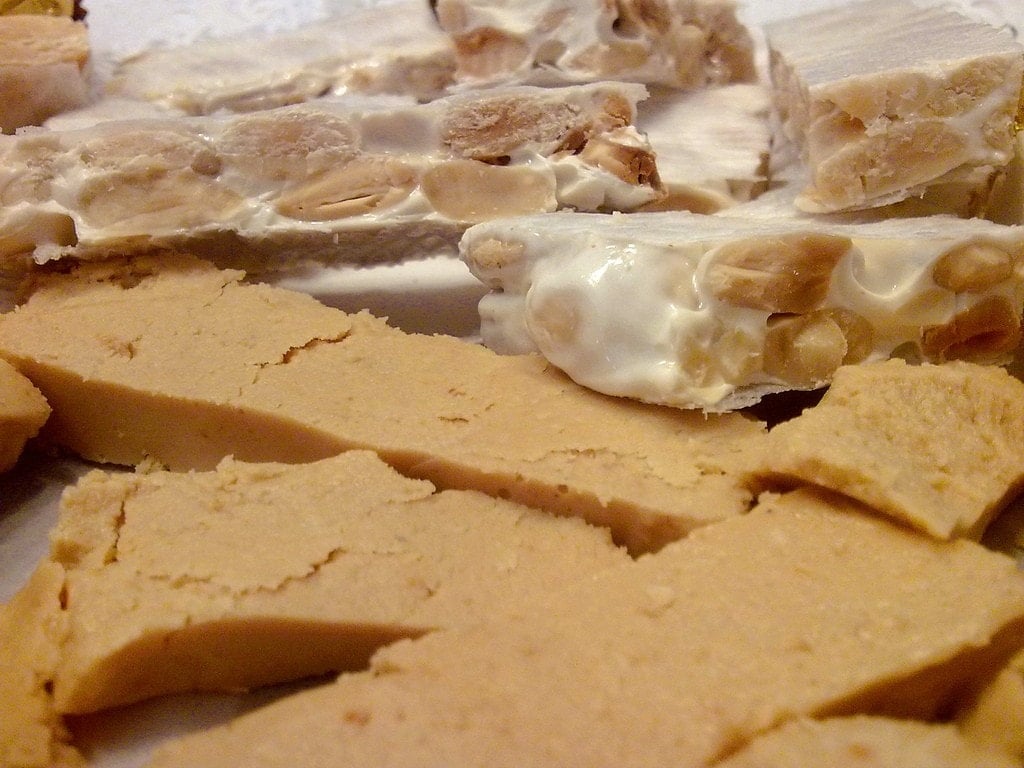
[765, 0, 1024, 213]
[434, 0, 756, 89]
[636, 84, 770, 214]
[0, 15, 90, 135]
[461, 210, 1024, 411]
[0, 255, 765, 553]
[105, 1, 455, 113]
[0, 564, 83, 768]
[0, 357, 49, 472]
[956, 647, 1024, 761]
[145, 489, 1024, 768]
[0, 81, 661, 271]
[9, 451, 626, 714]
[757, 359, 1024, 540]
[715, 716, 1019, 768]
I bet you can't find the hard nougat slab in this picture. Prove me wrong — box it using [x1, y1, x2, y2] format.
[715, 716, 1019, 768]
[105, 0, 456, 113]
[0, 81, 660, 271]
[461, 210, 1024, 411]
[765, 0, 1024, 213]
[0, 14, 90, 134]
[145, 489, 1024, 767]
[0, 255, 766, 553]
[0, 356, 49, 472]
[4, 451, 626, 715]
[433, 0, 756, 89]
[757, 359, 1024, 540]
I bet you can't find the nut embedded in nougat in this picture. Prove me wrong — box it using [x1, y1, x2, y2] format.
[273, 157, 417, 221]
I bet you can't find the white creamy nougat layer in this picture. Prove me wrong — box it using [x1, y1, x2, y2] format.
[0, 15, 91, 135]
[435, 0, 756, 88]
[146, 489, 1024, 768]
[766, 0, 1024, 213]
[0, 82, 661, 270]
[461, 210, 1024, 410]
[0, 255, 766, 554]
[13, 451, 625, 714]
[105, 0, 456, 112]
[636, 83, 771, 213]
[757, 359, 1024, 540]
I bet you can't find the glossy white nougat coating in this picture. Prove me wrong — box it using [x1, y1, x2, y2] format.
[461, 211, 1024, 410]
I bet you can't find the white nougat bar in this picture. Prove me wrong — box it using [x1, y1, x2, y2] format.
[0, 82, 662, 271]
[434, 0, 756, 89]
[765, 0, 1024, 213]
[461, 210, 1024, 411]
[105, 1, 456, 113]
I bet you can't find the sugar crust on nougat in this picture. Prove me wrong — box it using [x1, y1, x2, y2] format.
[460, 210, 1024, 411]
[0, 255, 766, 553]
[765, 0, 1024, 213]
[0, 15, 91, 135]
[145, 489, 1024, 768]
[0, 82, 660, 272]
[11, 451, 625, 714]
[715, 715, 1019, 768]
[758, 359, 1024, 540]
[435, 0, 756, 89]
[0, 356, 50, 473]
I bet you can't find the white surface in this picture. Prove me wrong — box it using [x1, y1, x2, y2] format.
[2, 1, 1023, 765]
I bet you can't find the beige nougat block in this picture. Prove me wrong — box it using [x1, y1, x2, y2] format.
[19, 451, 627, 713]
[0, 15, 90, 134]
[435, 0, 756, 89]
[757, 359, 1024, 540]
[146, 489, 1024, 768]
[0, 256, 766, 553]
[0, 564, 84, 768]
[0, 357, 50, 473]
[716, 716, 1019, 768]
[957, 648, 1024, 761]
[105, 1, 456, 113]
[766, 0, 1024, 213]
[0, 81, 660, 271]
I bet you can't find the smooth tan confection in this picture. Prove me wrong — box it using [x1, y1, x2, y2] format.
[757, 359, 1024, 540]
[0, 255, 766, 553]
[145, 488, 1024, 768]
[766, 0, 1024, 213]
[0, 81, 660, 271]
[0, 563, 84, 768]
[105, 1, 455, 113]
[18, 451, 627, 713]
[0, 357, 50, 473]
[0, 15, 90, 134]
[434, 0, 756, 89]
[956, 648, 1024, 761]
[715, 715, 1019, 768]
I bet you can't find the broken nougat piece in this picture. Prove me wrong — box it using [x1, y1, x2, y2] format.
[12, 451, 627, 713]
[0, 564, 84, 768]
[715, 716, 1019, 768]
[145, 489, 1024, 768]
[765, 0, 1024, 213]
[0, 14, 90, 134]
[757, 359, 1024, 540]
[0, 82, 661, 271]
[0, 356, 50, 472]
[434, 0, 756, 88]
[636, 83, 771, 213]
[0, 255, 766, 553]
[957, 648, 1024, 761]
[460, 210, 1024, 411]
[105, 1, 455, 113]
